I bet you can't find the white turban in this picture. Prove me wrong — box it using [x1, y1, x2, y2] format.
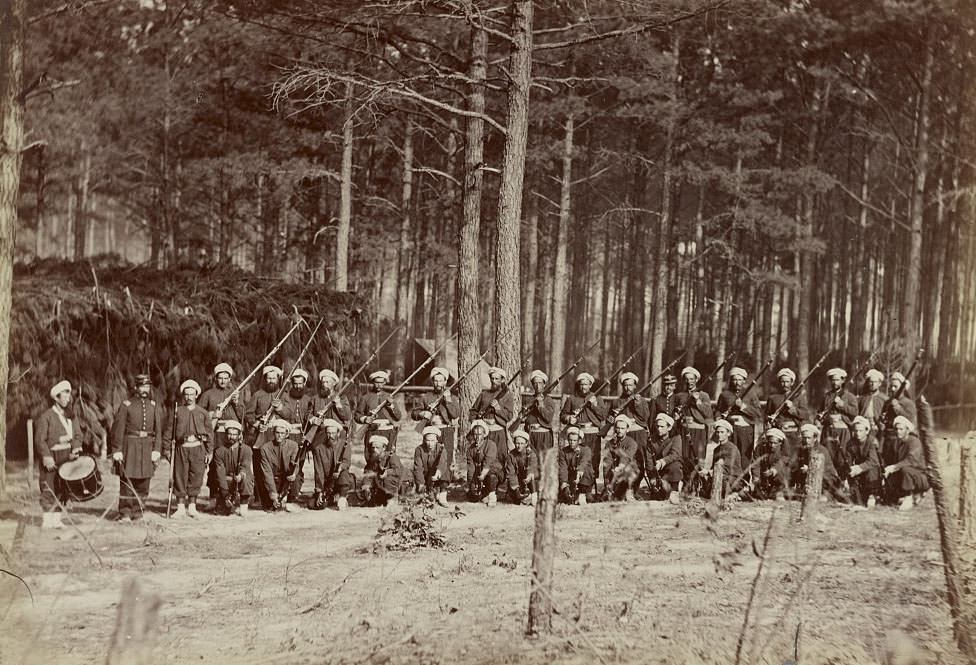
[529, 369, 549, 383]
[213, 362, 234, 377]
[318, 369, 339, 385]
[713, 419, 734, 434]
[681, 366, 701, 381]
[776, 368, 796, 382]
[430, 367, 450, 381]
[512, 429, 530, 442]
[765, 428, 786, 442]
[619, 372, 639, 384]
[292, 368, 309, 381]
[180, 379, 201, 395]
[369, 370, 391, 382]
[865, 369, 884, 382]
[487, 366, 506, 379]
[893, 415, 914, 433]
[654, 413, 675, 428]
[799, 423, 821, 438]
[50, 380, 72, 399]
[263, 366, 282, 378]
[576, 372, 595, 384]
[728, 367, 748, 380]
[826, 367, 847, 380]
[422, 425, 442, 438]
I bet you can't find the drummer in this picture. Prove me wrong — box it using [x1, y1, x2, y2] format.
[34, 380, 83, 529]
[110, 374, 165, 521]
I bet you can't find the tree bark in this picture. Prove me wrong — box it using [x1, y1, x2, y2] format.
[527, 445, 557, 636]
[395, 118, 415, 324]
[73, 145, 91, 260]
[550, 113, 573, 379]
[493, 0, 532, 387]
[0, 0, 26, 498]
[800, 450, 824, 528]
[336, 82, 353, 291]
[522, 192, 538, 366]
[960, 437, 976, 546]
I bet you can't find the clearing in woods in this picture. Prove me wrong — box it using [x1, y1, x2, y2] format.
[0, 430, 968, 665]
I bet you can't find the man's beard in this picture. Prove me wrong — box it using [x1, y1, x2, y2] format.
[290, 386, 305, 397]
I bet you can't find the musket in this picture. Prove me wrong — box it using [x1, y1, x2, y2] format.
[415, 348, 491, 433]
[598, 351, 687, 437]
[814, 349, 879, 427]
[211, 318, 303, 426]
[301, 324, 401, 445]
[590, 342, 648, 399]
[363, 334, 457, 424]
[475, 358, 530, 421]
[674, 352, 735, 428]
[880, 348, 925, 423]
[252, 319, 324, 446]
[719, 356, 774, 420]
[165, 378, 179, 518]
[509, 340, 600, 428]
[766, 349, 830, 427]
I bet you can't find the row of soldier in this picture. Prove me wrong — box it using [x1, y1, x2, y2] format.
[33, 359, 928, 527]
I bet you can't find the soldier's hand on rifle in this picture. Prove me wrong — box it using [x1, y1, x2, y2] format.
[560, 482, 569, 491]
[286, 472, 297, 482]
[42, 455, 56, 471]
[587, 395, 598, 406]
[655, 459, 666, 471]
[764, 467, 777, 477]
[801, 464, 808, 473]
[333, 396, 343, 407]
[834, 396, 844, 407]
[567, 414, 578, 425]
[479, 469, 488, 481]
[235, 472, 245, 483]
[309, 415, 322, 426]
[151, 451, 161, 464]
[432, 469, 441, 481]
[420, 410, 433, 420]
[231, 391, 240, 405]
[735, 398, 745, 409]
[442, 389, 452, 399]
[112, 452, 123, 464]
[365, 414, 375, 425]
[271, 399, 283, 412]
[785, 399, 794, 410]
[849, 464, 863, 477]
[258, 420, 269, 433]
[489, 399, 500, 412]
[884, 464, 897, 477]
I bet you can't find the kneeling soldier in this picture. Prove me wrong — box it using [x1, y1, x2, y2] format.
[507, 430, 539, 506]
[558, 426, 593, 505]
[361, 434, 403, 507]
[260, 419, 302, 512]
[603, 414, 639, 501]
[310, 419, 353, 511]
[700, 419, 743, 500]
[466, 420, 503, 506]
[414, 425, 450, 506]
[797, 423, 846, 503]
[212, 420, 253, 516]
[647, 413, 683, 503]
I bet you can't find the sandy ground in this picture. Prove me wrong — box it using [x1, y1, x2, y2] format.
[0, 430, 970, 665]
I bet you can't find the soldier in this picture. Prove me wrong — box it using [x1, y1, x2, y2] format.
[170, 380, 212, 518]
[676, 366, 714, 480]
[646, 413, 683, 503]
[522, 370, 557, 454]
[716, 367, 762, 471]
[506, 430, 539, 506]
[245, 365, 285, 508]
[355, 370, 402, 466]
[260, 419, 302, 512]
[35, 380, 83, 528]
[469, 367, 515, 473]
[763, 368, 809, 475]
[413, 425, 450, 506]
[280, 369, 314, 437]
[211, 420, 253, 516]
[200, 363, 242, 509]
[602, 414, 640, 501]
[818, 367, 858, 479]
[612, 372, 651, 485]
[308, 369, 352, 427]
[797, 423, 846, 502]
[560, 372, 607, 481]
[558, 426, 593, 505]
[858, 368, 887, 433]
[466, 420, 503, 506]
[847, 416, 882, 507]
[410, 367, 460, 476]
[110, 374, 163, 521]
[700, 419, 743, 500]
[758, 428, 791, 500]
[361, 434, 403, 508]
[882, 415, 929, 511]
[309, 418, 353, 511]
[651, 374, 680, 422]
[880, 372, 918, 470]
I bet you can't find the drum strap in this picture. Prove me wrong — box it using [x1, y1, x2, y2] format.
[53, 406, 73, 441]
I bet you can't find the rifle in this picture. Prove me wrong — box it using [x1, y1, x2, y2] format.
[211, 318, 302, 427]
[166, 380, 179, 518]
[251, 318, 324, 448]
[475, 358, 530, 421]
[301, 324, 401, 446]
[766, 349, 830, 428]
[719, 356, 774, 420]
[675, 352, 735, 428]
[509, 340, 600, 429]
[591, 343, 648, 399]
[598, 351, 687, 437]
[415, 348, 491, 433]
[880, 348, 924, 425]
[814, 349, 879, 427]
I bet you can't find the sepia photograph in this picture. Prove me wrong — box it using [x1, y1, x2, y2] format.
[0, 0, 974, 663]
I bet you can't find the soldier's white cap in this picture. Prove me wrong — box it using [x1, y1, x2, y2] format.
[369, 370, 391, 382]
[564, 426, 581, 438]
[893, 415, 914, 433]
[681, 366, 701, 381]
[292, 368, 309, 381]
[765, 428, 787, 442]
[469, 419, 489, 433]
[654, 413, 675, 428]
[263, 365, 282, 378]
[223, 420, 243, 432]
[318, 369, 339, 385]
[613, 414, 631, 426]
[430, 367, 450, 381]
[271, 418, 290, 432]
[799, 423, 821, 438]
[620, 372, 639, 384]
[729, 367, 748, 380]
[826, 367, 847, 380]
[213, 363, 234, 377]
[50, 380, 71, 399]
[487, 366, 506, 379]
[422, 425, 442, 438]
[529, 369, 548, 383]
[576, 372, 595, 384]
[369, 434, 388, 447]
[891, 372, 909, 388]
[865, 369, 884, 382]
[776, 368, 796, 382]
[321, 418, 342, 431]
[512, 429, 530, 442]
[713, 419, 734, 434]
[851, 416, 871, 429]
[180, 379, 201, 395]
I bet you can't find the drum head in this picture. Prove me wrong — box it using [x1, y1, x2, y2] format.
[58, 456, 96, 481]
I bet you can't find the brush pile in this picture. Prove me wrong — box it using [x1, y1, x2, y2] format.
[373, 495, 456, 552]
[8, 256, 372, 445]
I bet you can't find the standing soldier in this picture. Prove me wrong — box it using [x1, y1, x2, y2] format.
[410, 366, 460, 477]
[846, 416, 882, 507]
[763, 368, 809, 477]
[35, 380, 83, 528]
[522, 370, 557, 455]
[466, 420, 504, 506]
[110, 374, 163, 521]
[858, 368, 887, 434]
[818, 367, 858, 479]
[308, 369, 351, 426]
[413, 426, 450, 506]
[612, 372, 651, 488]
[309, 419, 353, 511]
[558, 427, 593, 505]
[211, 420, 253, 516]
[355, 370, 402, 466]
[469, 367, 516, 475]
[676, 367, 714, 481]
[651, 374, 680, 422]
[560, 372, 607, 483]
[280, 369, 314, 438]
[245, 365, 285, 509]
[361, 435, 403, 508]
[602, 414, 640, 501]
[170, 380, 211, 518]
[260, 419, 303, 512]
[716, 367, 762, 471]
[646, 413, 683, 503]
[506, 430, 539, 505]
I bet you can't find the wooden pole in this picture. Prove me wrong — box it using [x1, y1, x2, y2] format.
[800, 451, 824, 526]
[960, 434, 976, 545]
[527, 445, 557, 636]
[106, 578, 162, 665]
[26, 419, 34, 488]
[710, 459, 725, 507]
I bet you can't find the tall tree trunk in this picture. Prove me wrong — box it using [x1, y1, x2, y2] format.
[336, 82, 354, 291]
[395, 119, 414, 324]
[522, 192, 538, 366]
[797, 83, 826, 380]
[550, 113, 573, 379]
[73, 145, 90, 259]
[0, 0, 25, 497]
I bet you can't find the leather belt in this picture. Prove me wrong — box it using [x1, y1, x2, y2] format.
[528, 425, 551, 433]
[780, 422, 798, 432]
[683, 422, 705, 430]
[50, 443, 71, 451]
[181, 440, 203, 448]
[487, 423, 504, 432]
[730, 416, 751, 427]
[578, 426, 598, 434]
[127, 430, 151, 438]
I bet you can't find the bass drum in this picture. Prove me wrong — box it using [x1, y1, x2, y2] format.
[56, 455, 104, 503]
